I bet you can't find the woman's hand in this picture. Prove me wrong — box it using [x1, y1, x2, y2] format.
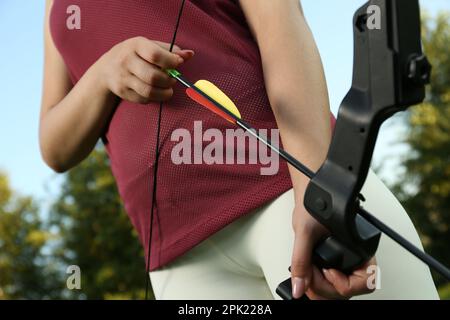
[306, 257, 377, 300]
[94, 37, 194, 104]
[41, 27, 195, 172]
[291, 205, 377, 299]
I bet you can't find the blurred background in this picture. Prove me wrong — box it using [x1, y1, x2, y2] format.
[0, 0, 448, 299]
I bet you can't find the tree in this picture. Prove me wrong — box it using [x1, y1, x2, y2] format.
[49, 148, 148, 299]
[391, 13, 450, 287]
[0, 172, 59, 299]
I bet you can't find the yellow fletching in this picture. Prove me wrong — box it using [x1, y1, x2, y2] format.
[194, 80, 242, 119]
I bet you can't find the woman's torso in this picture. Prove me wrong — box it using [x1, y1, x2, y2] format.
[50, 0, 296, 270]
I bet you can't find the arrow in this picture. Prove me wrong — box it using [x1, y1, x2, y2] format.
[166, 68, 450, 281]
[166, 69, 315, 178]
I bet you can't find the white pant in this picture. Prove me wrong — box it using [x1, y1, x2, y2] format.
[149, 169, 439, 299]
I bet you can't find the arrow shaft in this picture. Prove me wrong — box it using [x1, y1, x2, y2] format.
[172, 72, 316, 178]
[359, 208, 450, 280]
[236, 119, 315, 179]
[173, 74, 192, 88]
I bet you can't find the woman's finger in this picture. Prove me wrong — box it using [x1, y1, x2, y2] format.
[127, 55, 176, 88]
[305, 290, 329, 300]
[134, 37, 183, 69]
[307, 258, 378, 299]
[153, 41, 182, 52]
[306, 266, 344, 300]
[290, 225, 314, 299]
[154, 41, 195, 60]
[322, 267, 374, 298]
[174, 49, 195, 61]
[121, 88, 150, 104]
[126, 75, 173, 103]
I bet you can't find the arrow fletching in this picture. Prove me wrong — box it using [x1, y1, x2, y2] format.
[187, 80, 241, 124]
[167, 69, 242, 124]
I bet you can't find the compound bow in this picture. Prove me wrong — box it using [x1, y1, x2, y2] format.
[276, 0, 449, 299]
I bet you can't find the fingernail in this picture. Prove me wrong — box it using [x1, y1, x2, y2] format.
[292, 277, 305, 299]
[177, 56, 184, 64]
[323, 269, 333, 281]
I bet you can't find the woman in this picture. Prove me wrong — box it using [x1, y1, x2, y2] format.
[40, 0, 438, 299]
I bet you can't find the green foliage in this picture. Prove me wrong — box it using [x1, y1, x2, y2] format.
[49, 148, 148, 299]
[438, 283, 450, 300]
[0, 172, 60, 299]
[391, 13, 450, 288]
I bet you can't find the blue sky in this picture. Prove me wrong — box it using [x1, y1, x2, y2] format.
[0, 0, 448, 206]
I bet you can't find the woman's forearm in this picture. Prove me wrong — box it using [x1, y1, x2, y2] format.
[263, 12, 332, 201]
[39, 64, 116, 173]
[241, 0, 332, 202]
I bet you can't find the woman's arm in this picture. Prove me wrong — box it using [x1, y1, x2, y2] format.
[40, 0, 194, 172]
[239, 0, 375, 299]
[40, 0, 114, 172]
[239, 0, 331, 184]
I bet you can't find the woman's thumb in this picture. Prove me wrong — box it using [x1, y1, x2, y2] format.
[291, 227, 314, 298]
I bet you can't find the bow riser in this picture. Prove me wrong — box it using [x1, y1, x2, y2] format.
[304, 0, 430, 263]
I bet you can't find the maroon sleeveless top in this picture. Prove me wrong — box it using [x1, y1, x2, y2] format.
[50, 0, 336, 270]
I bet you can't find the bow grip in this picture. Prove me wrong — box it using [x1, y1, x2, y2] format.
[275, 238, 361, 300]
[276, 213, 380, 300]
